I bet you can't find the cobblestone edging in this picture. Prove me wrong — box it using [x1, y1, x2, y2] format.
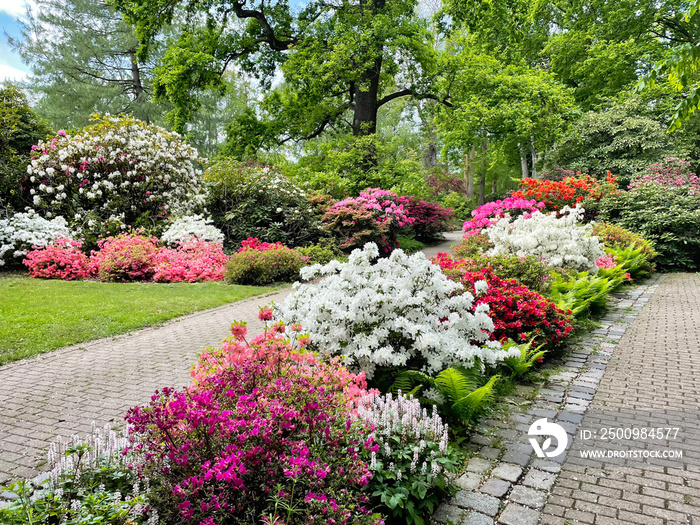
[431, 274, 665, 525]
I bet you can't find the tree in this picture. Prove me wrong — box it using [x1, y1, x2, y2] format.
[9, 0, 167, 129]
[114, 0, 446, 151]
[0, 84, 52, 211]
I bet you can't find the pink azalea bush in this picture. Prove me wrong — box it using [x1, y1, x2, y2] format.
[462, 197, 544, 236]
[23, 238, 90, 280]
[595, 254, 617, 269]
[88, 231, 159, 282]
[153, 238, 228, 282]
[628, 157, 700, 193]
[125, 314, 383, 525]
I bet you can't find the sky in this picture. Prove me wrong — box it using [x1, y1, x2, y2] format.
[0, 0, 32, 82]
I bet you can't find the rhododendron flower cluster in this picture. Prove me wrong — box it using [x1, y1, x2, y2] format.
[23, 237, 90, 280]
[487, 206, 605, 272]
[22, 114, 205, 241]
[462, 197, 544, 237]
[0, 211, 71, 266]
[160, 215, 224, 245]
[628, 157, 700, 193]
[276, 243, 515, 379]
[434, 253, 574, 346]
[512, 172, 618, 212]
[153, 238, 228, 282]
[126, 319, 383, 525]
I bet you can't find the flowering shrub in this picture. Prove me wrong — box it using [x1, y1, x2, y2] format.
[434, 253, 573, 346]
[358, 391, 459, 525]
[0, 424, 156, 525]
[23, 238, 90, 280]
[160, 215, 224, 245]
[0, 211, 71, 266]
[396, 196, 454, 240]
[597, 184, 700, 271]
[462, 197, 544, 236]
[225, 238, 309, 285]
[592, 222, 657, 261]
[205, 160, 321, 247]
[512, 172, 618, 217]
[595, 254, 617, 269]
[126, 319, 383, 525]
[487, 206, 605, 272]
[452, 231, 493, 259]
[322, 188, 414, 254]
[449, 254, 553, 293]
[153, 238, 228, 282]
[276, 243, 513, 380]
[89, 231, 158, 281]
[628, 157, 700, 193]
[22, 114, 205, 243]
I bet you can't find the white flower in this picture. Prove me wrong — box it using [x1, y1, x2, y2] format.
[160, 215, 224, 245]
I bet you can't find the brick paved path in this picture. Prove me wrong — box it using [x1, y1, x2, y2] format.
[542, 273, 700, 525]
[0, 236, 460, 488]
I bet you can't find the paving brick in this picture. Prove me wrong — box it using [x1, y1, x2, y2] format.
[497, 503, 539, 525]
[462, 512, 494, 525]
[522, 469, 556, 491]
[455, 472, 482, 491]
[466, 458, 493, 474]
[452, 492, 500, 517]
[432, 503, 464, 524]
[508, 485, 546, 509]
[479, 478, 510, 498]
[491, 464, 522, 483]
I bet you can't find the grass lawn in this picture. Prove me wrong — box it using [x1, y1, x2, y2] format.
[0, 276, 275, 366]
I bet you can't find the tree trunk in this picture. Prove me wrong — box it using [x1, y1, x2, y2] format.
[129, 49, 148, 122]
[352, 56, 382, 137]
[478, 139, 487, 205]
[464, 146, 475, 199]
[519, 145, 529, 179]
[530, 136, 539, 179]
[492, 177, 497, 194]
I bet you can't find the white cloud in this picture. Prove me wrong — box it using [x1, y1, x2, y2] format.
[0, 63, 29, 82]
[0, 0, 34, 18]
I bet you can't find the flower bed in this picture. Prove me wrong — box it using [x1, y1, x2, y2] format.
[462, 197, 544, 237]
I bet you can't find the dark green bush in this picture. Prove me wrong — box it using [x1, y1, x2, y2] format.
[452, 232, 494, 259]
[296, 240, 347, 265]
[597, 185, 700, 271]
[454, 254, 553, 293]
[225, 247, 309, 285]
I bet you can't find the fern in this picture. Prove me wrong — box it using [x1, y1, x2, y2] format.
[434, 368, 480, 405]
[452, 375, 500, 422]
[500, 339, 547, 378]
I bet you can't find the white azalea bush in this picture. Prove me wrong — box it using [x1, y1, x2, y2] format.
[486, 206, 605, 272]
[160, 215, 224, 245]
[275, 243, 516, 379]
[23, 114, 206, 243]
[0, 211, 71, 266]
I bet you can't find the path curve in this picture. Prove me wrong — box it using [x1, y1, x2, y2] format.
[0, 234, 462, 486]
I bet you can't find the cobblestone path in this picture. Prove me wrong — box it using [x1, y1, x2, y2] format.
[0, 235, 461, 487]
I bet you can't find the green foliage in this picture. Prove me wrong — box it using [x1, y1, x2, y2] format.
[225, 248, 308, 285]
[606, 243, 655, 281]
[452, 232, 494, 259]
[204, 159, 321, 248]
[0, 85, 52, 210]
[438, 192, 475, 222]
[0, 276, 270, 365]
[545, 271, 618, 317]
[597, 184, 700, 271]
[593, 222, 658, 262]
[455, 254, 553, 293]
[296, 240, 348, 265]
[497, 339, 547, 380]
[396, 235, 426, 254]
[392, 368, 500, 428]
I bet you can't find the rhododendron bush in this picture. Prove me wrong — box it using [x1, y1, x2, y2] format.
[462, 197, 544, 237]
[160, 215, 224, 246]
[23, 238, 90, 280]
[434, 254, 573, 347]
[487, 206, 605, 272]
[0, 211, 71, 266]
[126, 318, 383, 525]
[322, 188, 414, 254]
[22, 114, 205, 242]
[628, 157, 700, 193]
[395, 195, 454, 240]
[275, 243, 515, 379]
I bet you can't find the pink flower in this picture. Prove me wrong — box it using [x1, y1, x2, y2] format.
[230, 322, 248, 340]
[258, 307, 274, 321]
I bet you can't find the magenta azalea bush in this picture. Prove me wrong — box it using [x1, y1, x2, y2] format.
[126, 318, 383, 525]
[153, 238, 228, 282]
[628, 157, 700, 193]
[396, 196, 454, 240]
[462, 197, 544, 236]
[23, 237, 90, 280]
[89, 231, 159, 282]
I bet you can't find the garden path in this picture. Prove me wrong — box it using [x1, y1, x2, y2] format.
[0, 234, 462, 488]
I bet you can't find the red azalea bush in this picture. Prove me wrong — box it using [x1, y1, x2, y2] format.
[23, 238, 90, 280]
[396, 196, 454, 240]
[89, 231, 158, 282]
[226, 238, 309, 285]
[153, 238, 228, 283]
[512, 172, 618, 216]
[126, 318, 382, 525]
[434, 253, 573, 347]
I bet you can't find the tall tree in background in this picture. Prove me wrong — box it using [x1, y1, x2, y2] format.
[9, 0, 167, 129]
[114, 0, 447, 154]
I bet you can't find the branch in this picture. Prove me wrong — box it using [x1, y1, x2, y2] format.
[377, 89, 453, 108]
[230, 2, 296, 51]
